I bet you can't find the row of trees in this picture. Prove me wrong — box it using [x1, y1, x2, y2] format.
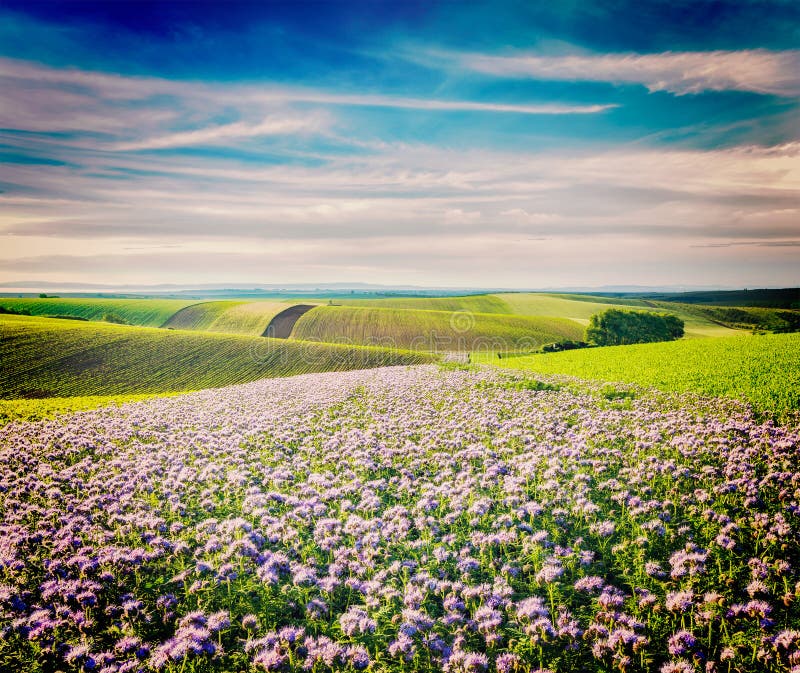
[585, 308, 684, 346]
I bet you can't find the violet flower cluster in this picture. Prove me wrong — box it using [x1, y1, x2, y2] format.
[1, 365, 799, 672]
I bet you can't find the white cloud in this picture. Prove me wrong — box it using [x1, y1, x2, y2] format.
[457, 49, 800, 96]
[0, 56, 614, 142]
[113, 115, 329, 150]
[1, 57, 798, 286]
[249, 89, 615, 114]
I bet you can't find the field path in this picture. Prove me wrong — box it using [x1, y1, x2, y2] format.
[261, 304, 316, 338]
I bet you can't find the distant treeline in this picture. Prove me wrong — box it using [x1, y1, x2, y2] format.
[665, 303, 800, 333]
[639, 287, 800, 309]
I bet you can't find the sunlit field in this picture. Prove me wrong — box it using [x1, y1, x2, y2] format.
[483, 332, 800, 422]
[1, 2, 799, 672]
[2, 365, 799, 672]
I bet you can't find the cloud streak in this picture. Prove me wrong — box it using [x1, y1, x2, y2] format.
[2, 140, 798, 247]
[455, 49, 800, 96]
[0, 48, 798, 287]
[113, 115, 330, 151]
[0, 57, 614, 143]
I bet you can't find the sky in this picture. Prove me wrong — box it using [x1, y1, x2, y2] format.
[0, 0, 798, 290]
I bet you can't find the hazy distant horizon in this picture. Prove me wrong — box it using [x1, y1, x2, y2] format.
[1, 281, 795, 297]
[1, 1, 798, 288]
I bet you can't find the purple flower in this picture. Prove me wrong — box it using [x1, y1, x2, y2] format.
[668, 630, 697, 656]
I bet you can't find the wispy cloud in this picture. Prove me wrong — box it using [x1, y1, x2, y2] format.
[452, 49, 800, 96]
[2, 140, 798, 245]
[113, 115, 330, 151]
[691, 240, 800, 248]
[0, 57, 613, 143]
[248, 89, 615, 115]
[1, 52, 797, 287]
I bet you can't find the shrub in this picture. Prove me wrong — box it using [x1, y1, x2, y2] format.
[103, 312, 131, 325]
[542, 340, 589, 353]
[585, 309, 684, 346]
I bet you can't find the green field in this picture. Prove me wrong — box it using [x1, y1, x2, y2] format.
[292, 305, 584, 351]
[494, 293, 733, 337]
[649, 300, 800, 333]
[0, 297, 196, 326]
[496, 293, 646, 319]
[0, 293, 746, 340]
[161, 300, 294, 335]
[0, 393, 172, 425]
[484, 332, 800, 420]
[0, 314, 433, 398]
[339, 294, 513, 313]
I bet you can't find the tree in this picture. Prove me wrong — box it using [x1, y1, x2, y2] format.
[585, 309, 684, 346]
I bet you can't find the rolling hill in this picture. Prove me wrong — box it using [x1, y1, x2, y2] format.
[290, 305, 584, 352]
[161, 300, 296, 335]
[0, 297, 196, 326]
[338, 294, 513, 313]
[333, 292, 735, 338]
[0, 314, 433, 398]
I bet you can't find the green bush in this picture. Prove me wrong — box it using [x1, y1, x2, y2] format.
[586, 308, 684, 346]
[542, 340, 589, 353]
[102, 312, 132, 325]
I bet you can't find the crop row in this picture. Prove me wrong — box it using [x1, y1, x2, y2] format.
[489, 332, 800, 422]
[0, 315, 432, 398]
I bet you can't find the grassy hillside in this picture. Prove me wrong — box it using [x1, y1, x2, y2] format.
[292, 305, 584, 352]
[641, 287, 800, 308]
[0, 315, 433, 398]
[494, 293, 733, 337]
[160, 300, 242, 331]
[338, 294, 513, 313]
[0, 297, 195, 326]
[206, 301, 297, 335]
[650, 301, 800, 333]
[496, 293, 646, 319]
[485, 332, 800, 420]
[160, 300, 295, 335]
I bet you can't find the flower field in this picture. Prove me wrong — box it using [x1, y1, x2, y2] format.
[2, 365, 800, 673]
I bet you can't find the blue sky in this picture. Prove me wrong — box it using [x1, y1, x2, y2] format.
[0, 0, 798, 289]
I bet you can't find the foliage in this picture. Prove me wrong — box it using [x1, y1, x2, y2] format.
[541, 339, 589, 353]
[102, 312, 132, 325]
[1, 367, 799, 672]
[585, 309, 684, 345]
[0, 315, 433, 398]
[491, 332, 800, 422]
